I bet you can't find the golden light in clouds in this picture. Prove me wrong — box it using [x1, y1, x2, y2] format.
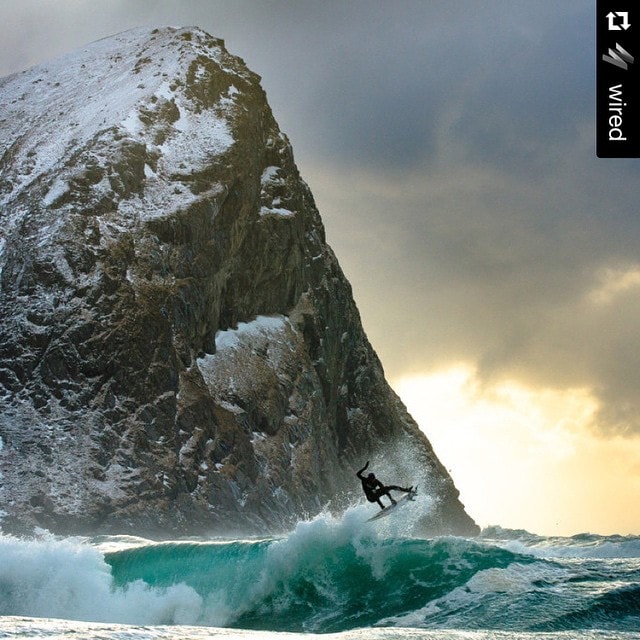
[393, 366, 640, 536]
[588, 264, 640, 305]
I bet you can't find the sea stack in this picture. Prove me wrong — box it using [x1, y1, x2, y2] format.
[0, 27, 479, 537]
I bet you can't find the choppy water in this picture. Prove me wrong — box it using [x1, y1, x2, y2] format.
[0, 503, 639, 639]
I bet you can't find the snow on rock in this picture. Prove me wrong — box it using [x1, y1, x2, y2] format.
[197, 315, 298, 408]
[0, 27, 479, 538]
[259, 165, 296, 218]
[0, 26, 241, 229]
[213, 315, 289, 352]
[42, 179, 70, 207]
[260, 206, 295, 218]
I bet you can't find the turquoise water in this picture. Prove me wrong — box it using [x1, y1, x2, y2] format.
[104, 533, 526, 632]
[0, 504, 639, 639]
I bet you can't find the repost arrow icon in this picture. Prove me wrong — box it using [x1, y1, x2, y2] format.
[607, 11, 631, 31]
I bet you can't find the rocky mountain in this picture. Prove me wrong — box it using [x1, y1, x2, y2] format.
[0, 27, 479, 537]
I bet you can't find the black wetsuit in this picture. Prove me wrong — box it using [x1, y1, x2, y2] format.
[356, 462, 412, 509]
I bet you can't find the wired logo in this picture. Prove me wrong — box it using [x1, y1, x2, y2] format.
[597, 1, 639, 157]
[602, 43, 634, 70]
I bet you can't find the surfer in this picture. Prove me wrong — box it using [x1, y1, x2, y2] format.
[356, 461, 413, 509]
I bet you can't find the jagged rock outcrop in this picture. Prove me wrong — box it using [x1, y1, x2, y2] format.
[0, 27, 479, 537]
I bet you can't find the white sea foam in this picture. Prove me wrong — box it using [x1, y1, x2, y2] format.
[0, 534, 202, 625]
[496, 535, 640, 560]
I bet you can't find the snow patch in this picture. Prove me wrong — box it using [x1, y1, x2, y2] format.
[261, 166, 281, 185]
[259, 166, 295, 218]
[43, 179, 70, 207]
[155, 81, 175, 101]
[213, 315, 288, 352]
[260, 206, 295, 218]
[195, 314, 298, 414]
[158, 104, 233, 174]
[218, 400, 244, 415]
[121, 109, 142, 136]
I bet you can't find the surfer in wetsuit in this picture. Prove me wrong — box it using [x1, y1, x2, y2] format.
[356, 461, 413, 509]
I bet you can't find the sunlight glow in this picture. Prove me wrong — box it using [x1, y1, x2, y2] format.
[587, 264, 640, 305]
[393, 365, 640, 536]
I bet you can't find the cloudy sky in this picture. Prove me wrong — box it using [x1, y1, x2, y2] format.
[2, 1, 639, 536]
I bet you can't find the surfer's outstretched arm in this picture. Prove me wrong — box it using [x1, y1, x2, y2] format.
[356, 461, 370, 479]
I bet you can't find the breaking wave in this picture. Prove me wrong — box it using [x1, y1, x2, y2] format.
[1, 510, 639, 633]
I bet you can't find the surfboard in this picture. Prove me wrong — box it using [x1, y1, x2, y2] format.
[366, 487, 417, 522]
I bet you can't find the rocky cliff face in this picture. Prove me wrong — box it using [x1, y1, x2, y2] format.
[0, 27, 479, 537]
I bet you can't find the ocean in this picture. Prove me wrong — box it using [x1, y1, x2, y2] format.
[0, 501, 638, 640]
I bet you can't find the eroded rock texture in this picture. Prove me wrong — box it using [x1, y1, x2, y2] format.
[0, 27, 479, 537]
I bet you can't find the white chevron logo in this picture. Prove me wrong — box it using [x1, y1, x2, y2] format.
[602, 43, 635, 70]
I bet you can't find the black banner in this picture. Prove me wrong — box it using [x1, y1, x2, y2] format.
[596, 1, 640, 157]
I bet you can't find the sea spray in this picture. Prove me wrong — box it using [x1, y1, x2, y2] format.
[0, 533, 202, 625]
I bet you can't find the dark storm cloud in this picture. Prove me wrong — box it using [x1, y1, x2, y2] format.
[241, 1, 595, 176]
[449, 6, 594, 175]
[2, 1, 640, 435]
